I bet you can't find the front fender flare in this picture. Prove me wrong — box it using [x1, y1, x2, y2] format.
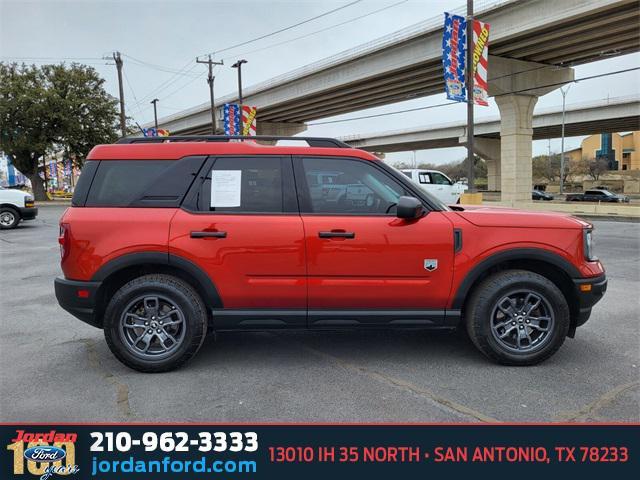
[451, 248, 580, 310]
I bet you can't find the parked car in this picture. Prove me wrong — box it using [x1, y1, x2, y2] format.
[532, 190, 554, 201]
[0, 185, 38, 229]
[55, 136, 607, 372]
[565, 189, 629, 203]
[400, 169, 467, 204]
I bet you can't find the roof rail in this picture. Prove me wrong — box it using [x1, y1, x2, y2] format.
[116, 135, 351, 149]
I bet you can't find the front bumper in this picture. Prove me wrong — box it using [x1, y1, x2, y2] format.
[54, 277, 102, 328]
[19, 206, 38, 220]
[572, 274, 607, 327]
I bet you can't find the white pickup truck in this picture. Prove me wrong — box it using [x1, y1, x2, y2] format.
[0, 186, 38, 229]
[400, 169, 467, 204]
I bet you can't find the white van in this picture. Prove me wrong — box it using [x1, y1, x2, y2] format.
[0, 186, 38, 229]
[400, 169, 467, 204]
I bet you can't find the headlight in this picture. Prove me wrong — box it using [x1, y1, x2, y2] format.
[584, 229, 597, 261]
[24, 195, 34, 207]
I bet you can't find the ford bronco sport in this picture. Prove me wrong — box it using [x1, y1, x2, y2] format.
[54, 136, 607, 372]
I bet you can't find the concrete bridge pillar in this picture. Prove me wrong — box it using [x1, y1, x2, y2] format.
[488, 55, 574, 203]
[494, 94, 538, 202]
[257, 121, 307, 137]
[474, 138, 501, 191]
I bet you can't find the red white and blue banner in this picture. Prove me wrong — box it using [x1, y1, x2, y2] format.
[442, 12, 467, 103]
[241, 105, 257, 136]
[224, 103, 241, 135]
[142, 128, 170, 137]
[472, 19, 490, 106]
[443, 13, 490, 106]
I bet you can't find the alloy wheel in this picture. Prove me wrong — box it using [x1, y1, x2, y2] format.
[490, 290, 555, 353]
[119, 295, 186, 360]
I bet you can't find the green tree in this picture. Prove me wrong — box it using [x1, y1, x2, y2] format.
[532, 153, 561, 183]
[0, 63, 120, 199]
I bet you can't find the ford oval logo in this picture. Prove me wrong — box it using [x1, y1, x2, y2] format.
[23, 446, 66, 463]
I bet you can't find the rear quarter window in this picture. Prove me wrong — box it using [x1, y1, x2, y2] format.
[84, 157, 206, 207]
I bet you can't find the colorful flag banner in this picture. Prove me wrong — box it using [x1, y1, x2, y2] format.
[241, 106, 257, 136]
[223, 104, 241, 135]
[442, 12, 467, 103]
[142, 128, 170, 137]
[472, 19, 490, 106]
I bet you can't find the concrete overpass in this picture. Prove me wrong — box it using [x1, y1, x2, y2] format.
[150, 0, 640, 201]
[341, 95, 640, 190]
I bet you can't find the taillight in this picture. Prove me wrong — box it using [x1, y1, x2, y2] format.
[59, 223, 70, 261]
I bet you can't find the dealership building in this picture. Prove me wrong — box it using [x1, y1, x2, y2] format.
[566, 131, 640, 171]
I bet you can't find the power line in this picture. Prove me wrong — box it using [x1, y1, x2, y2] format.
[123, 69, 142, 116]
[136, 62, 199, 105]
[494, 66, 640, 97]
[0, 56, 104, 61]
[309, 101, 459, 125]
[201, 0, 363, 57]
[121, 54, 201, 78]
[309, 66, 640, 125]
[221, 0, 409, 61]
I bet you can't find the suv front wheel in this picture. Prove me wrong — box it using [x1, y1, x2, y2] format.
[466, 270, 570, 365]
[103, 274, 208, 372]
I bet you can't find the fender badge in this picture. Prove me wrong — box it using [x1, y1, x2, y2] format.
[424, 259, 438, 272]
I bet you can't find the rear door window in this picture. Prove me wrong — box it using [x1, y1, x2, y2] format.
[194, 156, 295, 213]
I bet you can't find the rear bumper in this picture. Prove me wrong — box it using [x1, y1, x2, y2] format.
[54, 277, 102, 328]
[573, 274, 607, 327]
[18, 206, 38, 220]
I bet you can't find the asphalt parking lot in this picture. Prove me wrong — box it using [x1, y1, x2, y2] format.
[1, 204, 638, 423]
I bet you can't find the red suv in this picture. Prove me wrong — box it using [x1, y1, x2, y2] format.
[54, 136, 607, 372]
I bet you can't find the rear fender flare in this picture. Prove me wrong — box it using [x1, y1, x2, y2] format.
[91, 252, 222, 308]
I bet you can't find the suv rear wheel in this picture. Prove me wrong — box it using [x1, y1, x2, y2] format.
[103, 274, 207, 372]
[466, 270, 569, 365]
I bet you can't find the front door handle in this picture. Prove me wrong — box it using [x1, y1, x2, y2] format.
[318, 231, 355, 239]
[190, 231, 227, 238]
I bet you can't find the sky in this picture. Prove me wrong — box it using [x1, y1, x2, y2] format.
[1, 0, 639, 166]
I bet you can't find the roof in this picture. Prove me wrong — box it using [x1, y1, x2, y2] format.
[87, 141, 379, 161]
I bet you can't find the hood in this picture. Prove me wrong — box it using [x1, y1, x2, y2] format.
[451, 205, 589, 229]
[0, 188, 31, 200]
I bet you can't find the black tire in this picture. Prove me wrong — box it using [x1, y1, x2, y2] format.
[465, 270, 569, 366]
[103, 274, 207, 372]
[0, 206, 20, 229]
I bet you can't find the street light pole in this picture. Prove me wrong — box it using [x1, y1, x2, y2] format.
[466, 0, 475, 193]
[232, 59, 248, 105]
[196, 55, 224, 134]
[559, 85, 571, 195]
[113, 51, 126, 137]
[150, 98, 159, 131]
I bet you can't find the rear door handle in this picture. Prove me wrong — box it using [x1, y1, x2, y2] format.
[190, 231, 227, 238]
[318, 231, 355, 239]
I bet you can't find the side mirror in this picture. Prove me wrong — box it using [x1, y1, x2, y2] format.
[396, 196, 425, 219]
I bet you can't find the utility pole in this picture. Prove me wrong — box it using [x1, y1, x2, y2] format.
[559, 85, 571, 195]
[466, 0, 475, 193]
[232, 59, 248, 105]
[196, 55, 224, 134]
[151, 98, 159, 130]
[113, 52, 126, 137]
